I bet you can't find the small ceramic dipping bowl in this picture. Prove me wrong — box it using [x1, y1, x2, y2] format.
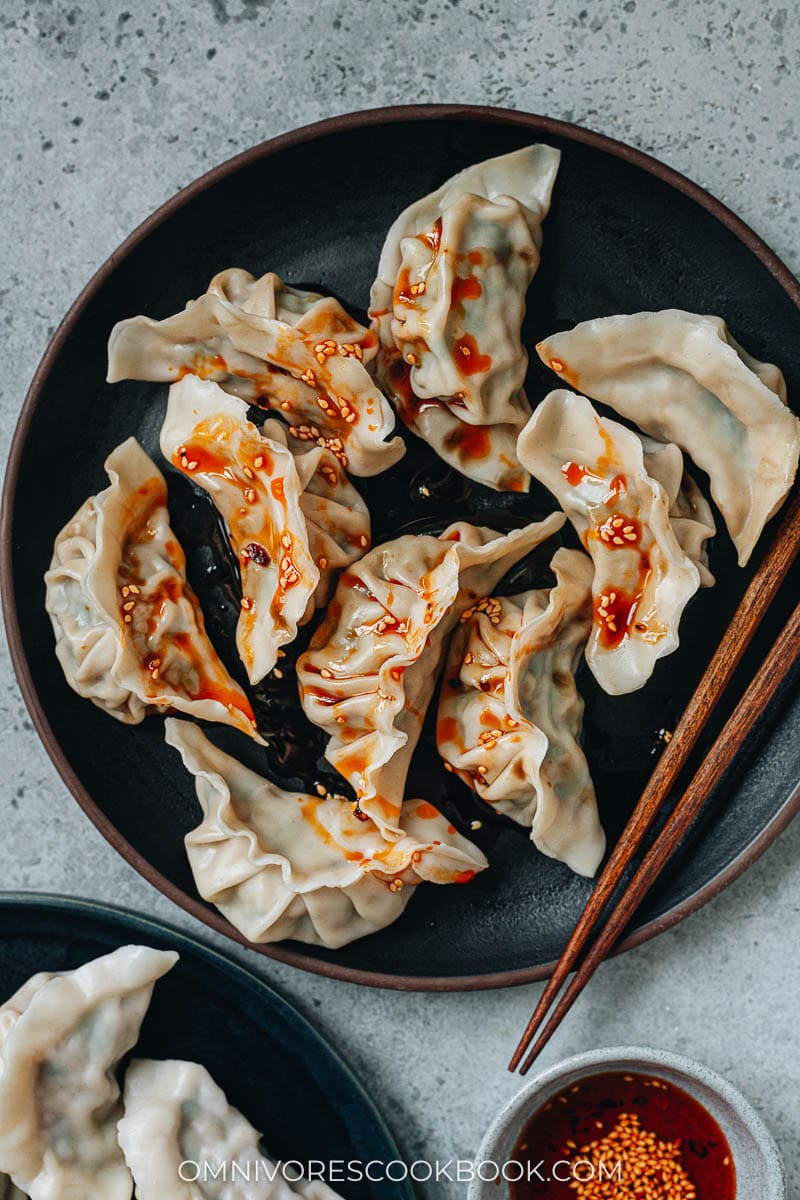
[469, 1046, 784, 1199]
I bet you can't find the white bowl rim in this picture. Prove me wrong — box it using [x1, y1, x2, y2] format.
[472, 1044, 784, 1197]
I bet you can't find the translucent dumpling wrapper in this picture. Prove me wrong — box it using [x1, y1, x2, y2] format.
[518, 391, 701, 696]
[118, 1058, 343, 1199]
[639, 436, 716, 587]
[296, 513, 566, 838]
[165, 720, 487, 949]
[370, 145, 561, 491]
[536, 309, 800, 565]
[0, 945, 177, 1200]
[45, 437, 262, 741]
[207, 268, 378, 369]
[160, 377, 370, 683]
[107, 268, 404, 477]
[437, 548, 604, 877]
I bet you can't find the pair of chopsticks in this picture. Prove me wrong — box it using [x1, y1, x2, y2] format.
[509, 489, 800, 1075]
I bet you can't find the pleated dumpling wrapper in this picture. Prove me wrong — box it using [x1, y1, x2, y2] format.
[297, 513, 565, 839]
[260, 416, 371, 608]
[518, 391, 701, 696]
[438, 547, 605, 877]
[638, 435, 716, 587]
[370, 144, 561, 491]
[108, 268, 404, 477]
[165, 720, 487, 950]
[118, 1058, 343, 1199]
[160, 376, 370, 684]
[536, 309, 800, 565]
[0, 945, 176, 1200]
[45, 437, 262, 740]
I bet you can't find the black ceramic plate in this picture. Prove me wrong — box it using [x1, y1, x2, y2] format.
[0, 894, 411, 1199]
[4, 106, 800, 990]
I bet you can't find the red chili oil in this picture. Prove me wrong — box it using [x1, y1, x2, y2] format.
[509, 1071, 736, 1199]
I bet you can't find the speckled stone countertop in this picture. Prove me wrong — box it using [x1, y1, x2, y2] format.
[2, 2, 799, 1196]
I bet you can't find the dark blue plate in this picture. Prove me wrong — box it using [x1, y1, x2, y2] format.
[0, 894, 411, 1200]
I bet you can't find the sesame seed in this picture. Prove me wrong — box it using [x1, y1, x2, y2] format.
[562, 1109, 699, 1199]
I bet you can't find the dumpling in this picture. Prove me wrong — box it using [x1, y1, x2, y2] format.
[118, 1058, 342, 1199]
[370, 145, 561, 491]
[166, 719, 487, 949]
[536, 310, 800, 564]
[161, 376, 317, 685]
[517, 391, 700, 695]
[437, 548, 604, 877]
[296, 513, 565, 838]
[639, 436, 716, 587]
[107, 268, 404, 477]
[0, 945, 176, 1200]
[45, 437, 262, 741]
[160, 377, 370, 683]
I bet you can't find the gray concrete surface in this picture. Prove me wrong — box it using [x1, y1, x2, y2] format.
[2, 1, 799, 1196]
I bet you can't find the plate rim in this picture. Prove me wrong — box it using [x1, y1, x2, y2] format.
[0, 889, 413, 1197]
[3, 101, 800, 992]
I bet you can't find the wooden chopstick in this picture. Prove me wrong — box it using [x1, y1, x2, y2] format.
[509, 487, 800, 1073]
[516, 594, 800, 1073]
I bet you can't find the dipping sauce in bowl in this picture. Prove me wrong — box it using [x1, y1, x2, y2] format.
[510, 1070, 736, 1199]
